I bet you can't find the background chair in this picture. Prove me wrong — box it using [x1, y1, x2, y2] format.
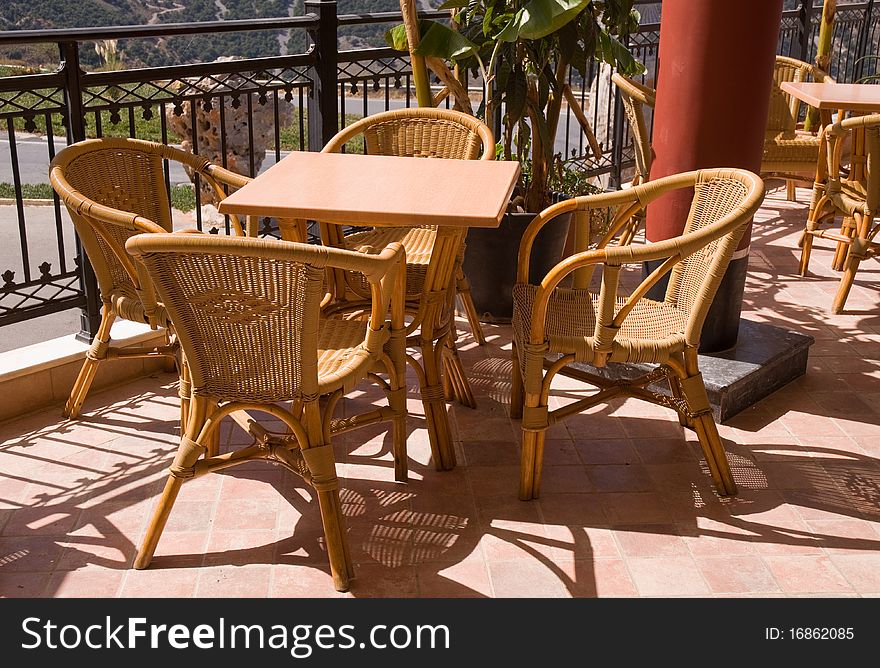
[511, 169, 764, 501]
[323, 106, 494, 349]
[612, 73, 656, 187]
[762, 55, 835, 201]
[800, 113, 880, 313]
[319, 108, 495, 471]
[127, 233, 407, 592]
[49, 137, 250, 419]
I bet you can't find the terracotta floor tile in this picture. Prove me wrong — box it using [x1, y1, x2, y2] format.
[613, 524, 689, 558]
[0, 571, 50, 597]
[347, 563, 419, 598]
[626, 556, 710, 596]
[560, 558, 638, 597]
[0, 536, 64, 572]
[573, 438, 639, 465]
[826, 554, 880, 594]
[416, 553, 492, 598]
[270, 563, 345, 597]
[694, 555, 781, 594]
[600, 493, 673, 525]
[588, 464, 656, 493]
[537, 493, 607, 527]
[763, 555, 853, 594]
[196, 564, 272, 597]
[487, 559, 568, 597]
[120, 567, 198, 598]
[461, 439, 519, 467]
[48, 567, 126, 597]
[545, 524, 621, 561]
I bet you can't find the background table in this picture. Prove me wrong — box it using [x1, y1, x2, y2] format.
[780, 81, 880, 270]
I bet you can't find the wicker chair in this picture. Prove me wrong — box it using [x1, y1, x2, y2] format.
[49, 137, 251, 420]
[511, 168, 764, 500]
[800, 113, 880, 313]
[319, 108, 495, 471]
[611, 73, 656, 187]
[323, 107, 495, 351]
[762, 55, 835, 201]
[126, 233, 407, 592]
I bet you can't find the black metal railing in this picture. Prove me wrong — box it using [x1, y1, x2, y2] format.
[0, 0, 877, 341]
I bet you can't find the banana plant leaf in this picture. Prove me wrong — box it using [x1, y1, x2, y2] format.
[496, 0, 591, 42]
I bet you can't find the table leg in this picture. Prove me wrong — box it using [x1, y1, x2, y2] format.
[277, 217, 309, 243]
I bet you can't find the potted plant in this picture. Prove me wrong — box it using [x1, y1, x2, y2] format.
[387, 0, 645, 320]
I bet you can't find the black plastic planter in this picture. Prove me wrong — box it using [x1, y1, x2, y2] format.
[462, 210, 572, 323]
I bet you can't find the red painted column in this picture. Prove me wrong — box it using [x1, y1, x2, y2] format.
[646, 0, 782, 352]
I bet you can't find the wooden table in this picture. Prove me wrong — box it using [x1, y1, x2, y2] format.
[219, 151, 520, 471]
[781, 81, 880, 271]
[780, 81, 880, 113]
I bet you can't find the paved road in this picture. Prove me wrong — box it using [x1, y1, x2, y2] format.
[0, 96, 599, 184]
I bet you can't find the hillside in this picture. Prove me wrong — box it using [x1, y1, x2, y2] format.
[0, 0, 421, 69]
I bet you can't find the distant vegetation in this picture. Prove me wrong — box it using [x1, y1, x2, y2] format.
[0, 0, 419, 70]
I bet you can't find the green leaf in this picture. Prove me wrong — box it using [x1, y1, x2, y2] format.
[438, 0, 469, 8]
[505, 67, 528, 126]
[384, 23, 410, 52]
[413, 20, 479, 60]
[496, 9, 525, 42]
[519, 0, 592, 40]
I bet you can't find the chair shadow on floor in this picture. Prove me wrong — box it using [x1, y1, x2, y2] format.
[5, 333, 880, 597]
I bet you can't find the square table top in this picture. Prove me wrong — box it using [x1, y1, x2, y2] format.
[217, 151, 521, 229]
[780, 81, 880, 112]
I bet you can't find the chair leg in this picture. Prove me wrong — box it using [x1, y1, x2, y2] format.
[831, 244, 862, 315]
[675, 357, 736, 496]
[786, 179, 797, 202]
[510, 345, 524, 420]
[667, 373, 692, 428]
[442, 337, 477, 409]
[418, 335, 456, 471]
[135, 398, 209, 569]
[519, 427, 547, 500]
[178, 356, 191, 436]
[798, 229, 815, 276]
[301, 401, 353, 592]
[456, 266, 486, 345]
[64, 305, 115, 419]
[386, 332, 408, 483]
[316, 487, 354, 592]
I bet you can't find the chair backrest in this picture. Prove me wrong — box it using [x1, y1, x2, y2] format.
[768, 55, 834, 135]
[50, 137, 252, 318]
[519, 169, 764, 352]
[49, 138, 175, 307]
[611, 73, 656, 184]
[125, 233, 404, 403]
[322, 107, 495, 160]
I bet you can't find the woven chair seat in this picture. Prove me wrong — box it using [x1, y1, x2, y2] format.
[512, 283, 688, 366]
[344, 226, 434, 297]
[828, 178, 869, 216]
[317, 316, 389, 393]
[762, 130, 821, 164]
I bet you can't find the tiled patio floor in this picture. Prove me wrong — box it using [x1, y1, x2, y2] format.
[1, 184, 879, 598]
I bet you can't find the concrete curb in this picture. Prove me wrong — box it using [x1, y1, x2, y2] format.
[0, 198, 55, 206]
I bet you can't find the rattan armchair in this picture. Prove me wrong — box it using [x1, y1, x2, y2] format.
[323, 107, 495, 349]
[511, 168, 764, 501]
[800, 113, 880, 313]
[612, 73, 656, 187]
[49, 137, 251, 419]
[762, 55, 835, 201]
[319, 108, 496, 471]
[126, 233, 407, 592]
